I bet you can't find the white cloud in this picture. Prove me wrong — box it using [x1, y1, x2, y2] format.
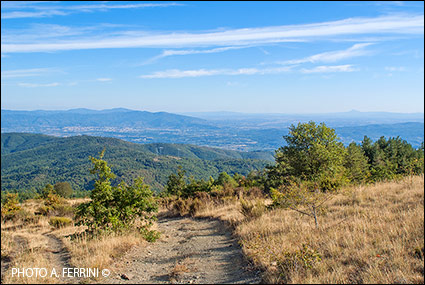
[140, 66, 294, 79]
[1, 10, 66, 19]
[1, 68, 57, 78]
[1, 2, 182, 19]
[144, 46, 245, 64]
[18, 82, 60, 87]
[96, 78, 112, 82]
[282, 43, 373, 65]
[385, 66, 406, 71]
[2, 15, 423, 53]
[301, 65, 357, 73]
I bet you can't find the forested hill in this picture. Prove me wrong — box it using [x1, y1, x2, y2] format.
[1, 133, 272, 193]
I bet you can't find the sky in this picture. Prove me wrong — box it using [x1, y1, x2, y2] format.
[1, 1, 424, 113]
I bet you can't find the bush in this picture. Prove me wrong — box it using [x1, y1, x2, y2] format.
[1, 193, 22, 222]
[240, 199, 266, 220]
[53, 204, 75, 218]
[172, 198, 190, 216]
[37, 205, 54, 216]
[49, 216, 73, 228]
[189, 198, 205, 216]
[54, 182, 73, 198]
[140, 227, 161, 242]
[276, 244, 321, 283]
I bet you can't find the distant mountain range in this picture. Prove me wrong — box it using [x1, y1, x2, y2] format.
[1, 109, 423, 150]
[1, 133, 272, 193]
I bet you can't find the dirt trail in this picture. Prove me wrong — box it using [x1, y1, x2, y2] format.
[1, 226, 75, 284]
[102, 216, 261, 284]
[43, 232, 75, 283]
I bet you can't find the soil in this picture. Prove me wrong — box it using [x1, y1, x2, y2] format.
[100, 216, 261, 284]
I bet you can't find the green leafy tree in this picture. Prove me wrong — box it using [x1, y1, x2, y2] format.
[269, 121, 347, 192]
[165, 166, 186, 197]
[40, 184, 55, 199]
[215, 171, 238, 188]
[344, 142, 370, 184]
[53, 182, 73, 198]
[76, 150, 157, 234]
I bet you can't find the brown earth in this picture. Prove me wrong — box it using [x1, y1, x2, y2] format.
[99, 216, 261, 284]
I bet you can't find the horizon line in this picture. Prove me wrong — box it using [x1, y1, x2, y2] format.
[1, 108, 424, 115]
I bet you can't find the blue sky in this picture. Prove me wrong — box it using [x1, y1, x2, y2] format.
[1, 1, 424, 113]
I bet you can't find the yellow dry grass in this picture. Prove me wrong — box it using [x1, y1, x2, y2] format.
[1, 197, 147, 284]
[1, 217, 63, 284]
[195, 175, 424, 284]
[61, 229, 146, 272]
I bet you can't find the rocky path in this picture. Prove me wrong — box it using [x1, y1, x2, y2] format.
[102, 216, 261, 284]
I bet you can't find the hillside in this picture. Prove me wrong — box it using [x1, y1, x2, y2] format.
[1, 133, 271, 193]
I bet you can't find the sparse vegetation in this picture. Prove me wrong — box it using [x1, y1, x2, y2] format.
[1, 122, 423, 284]
[49, 216, 72, 228]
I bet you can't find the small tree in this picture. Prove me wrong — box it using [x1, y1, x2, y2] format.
[54, 182, 73, 198]
[344, 142, 370, 184]
[76, 150, 157, 234]
[165, 166, 186, 197]
[270, 184, 333, 228]
[215, 172, 238, 188]
[40, 184, 55, 199]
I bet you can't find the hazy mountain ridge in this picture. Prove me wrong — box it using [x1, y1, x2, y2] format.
[1, 109, 423, 150]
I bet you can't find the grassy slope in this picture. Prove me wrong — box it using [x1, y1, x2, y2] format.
[195, 176, 424, 283]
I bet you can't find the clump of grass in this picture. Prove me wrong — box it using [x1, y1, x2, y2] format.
[140, 226, 161, 242]
[49, 216, 72, 229]
[240, 199, 266, 220]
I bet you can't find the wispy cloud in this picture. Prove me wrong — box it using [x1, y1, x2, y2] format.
[281, 43, 373, 65]
[2, 15, 423, 53]
[96, 78, 112, 82]
[385, 66, 406, 71]
[18, 82, 60, 87]
[144, 46, 246, 64]
[1, 2, 182, 19]
[301, 65, 357, 73]
[1, 68, 57, 78]
[140, 66, 295, 79]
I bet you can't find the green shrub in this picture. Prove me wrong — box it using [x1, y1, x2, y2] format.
[75, 150, 157, 234]
[49, 216, 72, 228]
[140, 227, 161, 242]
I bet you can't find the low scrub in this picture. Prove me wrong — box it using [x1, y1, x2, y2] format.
[49, 216, 73, 228]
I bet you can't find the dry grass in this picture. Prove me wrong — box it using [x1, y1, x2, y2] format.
[61, 229, 146, 271]
[194, 175, 424, 284]
[1, 197, 147, 284]
[1, 217, 63, 284]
